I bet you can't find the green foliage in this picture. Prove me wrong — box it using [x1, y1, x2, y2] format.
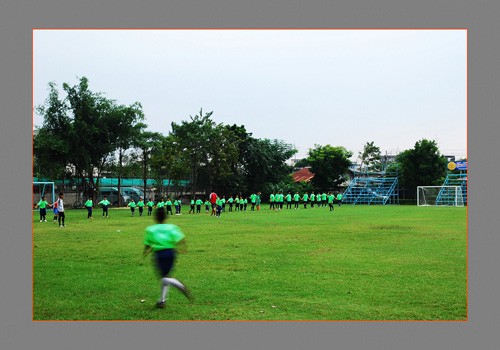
[358, 141, 382, 172]
[244, 138, 296, 195]
[33, 205, 466, 320]
[396, 139, 448, 198]
[34, 82, 72, 180]
[35, 77, 147, 199]
[293, 158, 310, 168]
[307, 144, 352, 192]
[149, 134, 189, 197]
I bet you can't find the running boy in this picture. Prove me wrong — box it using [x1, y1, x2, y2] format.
[143, 207, 192, 309]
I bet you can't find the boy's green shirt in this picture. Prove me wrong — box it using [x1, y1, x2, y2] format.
[37, 200, 49, 209]
[144, 223, 185, 251]
[99, 199, 110, 206]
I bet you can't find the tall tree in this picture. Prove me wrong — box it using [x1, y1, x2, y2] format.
[358, 141, 382, 173]
[133, 130, 163, 198]
[396, 139, 448, 199]
[170, 109, 215, 196]
[149, 134, 189, 198]
[34, 82, 72, 183]
[244, 138, 297, 195]
[307, 144, 352, 192]
[107, 102, 146, 206]
[35, 77, 148, 203]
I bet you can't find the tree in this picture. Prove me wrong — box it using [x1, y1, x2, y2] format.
[133, 130, 164, 198]
[149, 134, 189, 198]
[35, 77, 149, 203]
[307, 144, 352, 192]
[107, 102, 146, 206]
[358, 141, 381, 172]
[34, 82, 72, 182]
[243, 138, 297, 195]
[170, 109, 215, 196]
[293, 158, 310, 169]
[396, 139, 448, 199]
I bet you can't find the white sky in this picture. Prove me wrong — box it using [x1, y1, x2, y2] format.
[33, 29, 467, 160]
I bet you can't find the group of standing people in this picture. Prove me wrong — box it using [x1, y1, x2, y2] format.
[269, 191, 343, 211]
[34, 192, 66, 227]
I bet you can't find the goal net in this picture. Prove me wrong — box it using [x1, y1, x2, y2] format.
[417, 186, 464, 207]
[33, 182, 56, 208]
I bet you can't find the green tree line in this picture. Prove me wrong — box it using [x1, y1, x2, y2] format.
[34, 77, 456, 202]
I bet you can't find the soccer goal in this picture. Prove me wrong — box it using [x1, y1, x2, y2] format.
[33, 182, 56, 208]
[417, 186, 464, 207]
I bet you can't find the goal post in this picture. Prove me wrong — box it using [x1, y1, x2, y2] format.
[33, 182, 56, 208]
[417, 186, 464, 207]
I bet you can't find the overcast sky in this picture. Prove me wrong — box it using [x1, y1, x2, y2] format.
[33, 29, 467, 160]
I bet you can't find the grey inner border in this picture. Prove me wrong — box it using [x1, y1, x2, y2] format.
[1, 0, 499, 350]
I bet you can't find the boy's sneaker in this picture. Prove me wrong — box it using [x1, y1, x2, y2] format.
[40, 220, 42, 222]
[44, 220, 47, 222]
[156, 301, 166, 309]
[179, 286, 193, 301]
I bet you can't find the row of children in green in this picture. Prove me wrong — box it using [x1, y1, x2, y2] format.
[40, 191, 345, 220]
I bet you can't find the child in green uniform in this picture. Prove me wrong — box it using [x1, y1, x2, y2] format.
[157, 198, 165, 209]
[302, 192, 309, 209]
[204, 199, 210, 213]
[327, 192, 335, 211]
[293, 192, 300, 209]
[98, 196, 110, 218]
[173, 199, 179, 215]
[137, 198, 145, 216]
[189, 198, 195, 214]
[147, 198, 155, 216]
[286, 193, 292, 209]
[35, 196, 51, 222]
[250, 193, 256, 211]
[337, 193, 343, 206]
[165, 198, 173, 215]
[322, 193, 327, 207]
[216, 197, 223, 217]
[85, 197, 93, 219]
[317, 193, 322, 207]
[143, 208, 192, 309]
[310, 193, 315, 208]
[269, 193, 275, 210]
[128, 199, 137, 217]
[195, 198, 203, 213]
[234, 196, 240, 212]
[228, 196, 234, 212]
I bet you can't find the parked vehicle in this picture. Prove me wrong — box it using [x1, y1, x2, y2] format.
[96, 187, 131, 206]
[121, 187, 145, 203]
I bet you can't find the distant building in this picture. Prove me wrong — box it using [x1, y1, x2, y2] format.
[292, 167, 314, 182]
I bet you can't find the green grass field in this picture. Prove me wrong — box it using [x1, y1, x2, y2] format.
[33, 204, 467, 321]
